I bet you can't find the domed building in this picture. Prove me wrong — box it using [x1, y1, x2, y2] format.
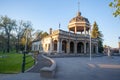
[68, 12, 90, 34]
[32, 11, 98, 55]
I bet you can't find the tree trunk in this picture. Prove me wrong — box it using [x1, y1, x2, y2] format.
[16, 35, 20, 53]
[7, 34, 10, 53]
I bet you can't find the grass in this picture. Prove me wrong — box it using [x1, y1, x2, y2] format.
[0, 51, 34, 73]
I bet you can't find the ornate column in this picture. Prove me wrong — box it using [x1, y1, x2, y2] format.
[75, 26, 77, 34]
[84, 26, 86, 34]
[67, 40, 70, 54]
[96, 44, 98, 54]
[50, 38, 53, 53]
[59, 39, 62, 53]
[74, 41, 77, 54]
[57, 40, 60, 53]
[84, 42, 86, 54]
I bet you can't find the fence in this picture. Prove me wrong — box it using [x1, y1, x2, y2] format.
[22, 51, 36, 73]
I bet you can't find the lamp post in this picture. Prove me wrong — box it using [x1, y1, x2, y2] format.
[22, 28, 28, 73]
[89, 25, 92, 61]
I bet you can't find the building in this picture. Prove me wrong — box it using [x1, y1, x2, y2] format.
[32, 40, 43, 52]
[40, 11, 98, 54]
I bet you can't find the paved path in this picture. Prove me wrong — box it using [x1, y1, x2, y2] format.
[1, 56, 120, 80]
[54, 56, 120, 80]
[27, 54, 49, 73]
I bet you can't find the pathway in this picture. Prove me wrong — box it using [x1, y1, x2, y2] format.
[1, 56, 120, 80]
[54, 56, 120, 80]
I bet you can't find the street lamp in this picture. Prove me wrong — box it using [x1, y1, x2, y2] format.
[89, 25, 92, 61]
[22, 28, 29, 73]
[25, 28, 28, 52]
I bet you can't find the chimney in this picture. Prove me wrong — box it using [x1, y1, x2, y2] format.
[49, 28, 52, 34]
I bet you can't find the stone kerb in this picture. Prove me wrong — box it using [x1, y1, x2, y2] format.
[40, 54, 57, 78]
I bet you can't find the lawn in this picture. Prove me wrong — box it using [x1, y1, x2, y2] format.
[0, 52, 34, 73]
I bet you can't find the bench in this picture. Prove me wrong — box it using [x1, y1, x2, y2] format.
[40, 54, 56, 78]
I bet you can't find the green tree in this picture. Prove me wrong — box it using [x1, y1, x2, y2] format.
[91, 21, 103, 53]
[15, 20, 25, 52]
[109, 0, 120, 17]
[91, 22, 99, 38]
[33, 30, 43, 40]
[0, 28, 6, 52]
[41, 32, 48, 38]
[33, 30, 48, 41]
[0, 16, 16, 53]
[21, 21, 33, 52]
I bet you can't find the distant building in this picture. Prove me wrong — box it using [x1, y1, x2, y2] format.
[103, 46, 119, 55]
[36, 11, 99, 54]
[32, 38, 43, 52]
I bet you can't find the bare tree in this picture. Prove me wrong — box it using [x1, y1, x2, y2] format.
[21, 21, 33, 52]
[0, 16, 16, 53]
[15, 20, 25, 52]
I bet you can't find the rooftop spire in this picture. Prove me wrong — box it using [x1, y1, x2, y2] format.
[77, 0, 81, 16]
[78, 0, 80, 12]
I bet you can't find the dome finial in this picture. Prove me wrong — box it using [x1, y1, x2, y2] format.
[78, 0, 80, 12]
[77, 12, 81, 16]
[77, 0, 81, 16]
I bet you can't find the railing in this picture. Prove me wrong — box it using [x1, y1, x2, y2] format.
[22, 51, 35, 73]
[52, 29, 90, 38]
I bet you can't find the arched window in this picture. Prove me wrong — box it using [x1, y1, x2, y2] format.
[54, 40, 57, 51]
[77, 42, 84, 53]
[62, 40, 67, 53]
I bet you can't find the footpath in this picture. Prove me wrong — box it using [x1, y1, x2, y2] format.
[1, 56, 120, 80]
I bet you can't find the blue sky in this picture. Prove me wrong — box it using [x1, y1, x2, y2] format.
[0, 0, 120, 48]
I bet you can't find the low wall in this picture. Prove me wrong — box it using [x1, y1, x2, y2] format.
[40, 54, 57, 78]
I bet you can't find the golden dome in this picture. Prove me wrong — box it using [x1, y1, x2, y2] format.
[69, 12, 89, 24]
[68, 12, 90, 33]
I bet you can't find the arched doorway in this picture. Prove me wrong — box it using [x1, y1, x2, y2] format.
[77, 42, 84, 53]
[70, 41, 74, 53]
[53, 40, 57, 51]
[62, 40, 67, 53]
[86, 43, 89, 53]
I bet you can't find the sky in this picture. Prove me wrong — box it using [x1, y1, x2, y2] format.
[0, 0, 120, 48]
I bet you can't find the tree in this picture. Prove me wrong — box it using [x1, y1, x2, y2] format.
[109, 0, 120, 17]
[21, 21, 33, 52]
[0, 35, 6, 52]
[91, 22, 103, 38]
[33, 30, 43, 40]
[91, 22, 99, 38]
[33, 30, 48, 40]
[0, 16, 16, 53]
[91, 21, 103, 53]
[41, 32, 48, 38]
[15, 20, 25, 52]
[0, 28, 6, 52]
